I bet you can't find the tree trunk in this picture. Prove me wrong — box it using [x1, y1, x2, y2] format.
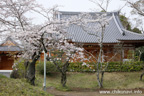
[26, 52, 41, 85]
[26, 61, 36, 85]
[61, 72, 66, 87]
[140, 72, 144, 80]
[97, 72, 103, 88]
[96, 61, 103, 88]
[100, 71, 104, 88]
[97, 71, 102, 88]
[24, 61, 29, 78]
[53, 60, 70, 87]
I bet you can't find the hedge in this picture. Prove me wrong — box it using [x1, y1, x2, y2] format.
[36, 61, 58, 75]
[68, 61, 144, 72]
[36, 61, 144, 74]
[106, 61, 144, 72]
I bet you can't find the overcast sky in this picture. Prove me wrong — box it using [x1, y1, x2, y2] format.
[36, 0, 131, 14]
[33, 0, 138, 27]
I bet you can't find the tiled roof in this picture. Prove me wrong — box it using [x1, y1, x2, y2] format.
[59, 11, 144, 43]
[0, 37, 22, 51]
[0, 46, 22, 51]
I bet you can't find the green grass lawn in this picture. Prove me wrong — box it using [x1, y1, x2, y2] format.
[1, 71, 144, 95]
[0, 74, 53, 96]
[37, 72, 144, 90]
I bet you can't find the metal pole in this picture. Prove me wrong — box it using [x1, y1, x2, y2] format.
[43, 51, 46, 91]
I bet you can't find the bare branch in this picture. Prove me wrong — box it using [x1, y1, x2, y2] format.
[128, 1, 144, 16]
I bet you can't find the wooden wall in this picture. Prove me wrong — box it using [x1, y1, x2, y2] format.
[83, 44, 135, 62]
[0, 52, 14, 70]
[40, 44, 135, 62]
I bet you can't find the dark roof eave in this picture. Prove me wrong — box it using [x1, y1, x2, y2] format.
[59, 11, 119, 15]
[0, 46, 23, 52]
[117, 39, 144, 42]
[0, 50, 22, 52]
[71, 41, 120, 45]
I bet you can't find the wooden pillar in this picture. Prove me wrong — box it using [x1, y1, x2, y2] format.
[120, 44, 124, 63]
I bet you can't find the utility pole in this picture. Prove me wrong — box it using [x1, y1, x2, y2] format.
[43, 50, 46, 91]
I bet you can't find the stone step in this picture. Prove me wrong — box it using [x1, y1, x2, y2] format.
[0, 70, 12, 78]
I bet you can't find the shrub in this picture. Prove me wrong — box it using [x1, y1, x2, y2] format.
[68, 62, 97, 72]
[68, 61, 144, 72]
[10, 60, 25, 78]
[36, 61, 58, 75]
[68, 62, 95, 72]
[106, 61, 144, 72]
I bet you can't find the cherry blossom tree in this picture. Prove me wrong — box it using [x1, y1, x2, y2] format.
[46, 40, 84, 87]
[0, 0, 85, 85]
[67, 12, 112, 88]
[0, 0, 114, 88]
[0, 0, 42, 85]
[82, 13, 111, 88]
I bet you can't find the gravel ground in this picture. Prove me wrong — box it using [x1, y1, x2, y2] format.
[47, 87, 144, 96]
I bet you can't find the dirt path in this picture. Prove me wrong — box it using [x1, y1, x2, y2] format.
[47, 87, 144, 96]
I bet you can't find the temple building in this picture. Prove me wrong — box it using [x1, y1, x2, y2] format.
[1, 11, 144, 71]
[58, 11, 144, 61]
[0, 37, 22, 70]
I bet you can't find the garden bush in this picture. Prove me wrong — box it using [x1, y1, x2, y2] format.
[36, 61, 144, 73]
[68, 61, 144, 72]
[10, 60, 25, 78]
[107, 61, 144, 72]
[68, 62, 95, 72]
[36, 61, 58, 75]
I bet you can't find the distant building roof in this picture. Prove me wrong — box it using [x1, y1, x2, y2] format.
[0, 37, 22, 51]
[58, 11, 144, 43]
